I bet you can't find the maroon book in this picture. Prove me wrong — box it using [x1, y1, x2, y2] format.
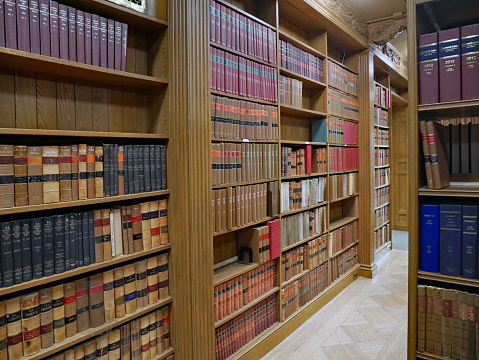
[461, 24, 479, 100]
[68, 6, 76, 62]
[58, 4, 68, 60]
[226, 7, 231, 48]
[29, 0, 40, 54]
[49, 0, 59, 58]
[0, 0, 4, 47]
[209, 0, 215, 43]
[91, 14, 100, 66]
[39, 0, 50, 56]
[439, 27, 461, 103]
[16, 0, 30, 52]
[114, 21, 122, 71]
[4, 0, 16, 49]
[107, 19, 115, 69]
[215, 2, 220, 46]
[76, 10, 85, 64]
[220, 4, 226, 47]
[99, 16, 107, 68]
[121, 22, 128, 72]
[418, 33, 439, 105]
[84, 12, 92, 65]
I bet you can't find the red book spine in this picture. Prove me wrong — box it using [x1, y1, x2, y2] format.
[121, 23, 127, 72]
[461, 24, 479, 100]
[107, 19, 115, 69]
[76, 10, 85, 64]
[16, 0, 30, 52]
[84, 12, 92, 65]
[305, 145, 311, 174]
[49, 0, 59, 58]
[439, 27, 461, 103]
[68, 6, 76, 62]
[114, 21, 122, 71]
[219, 49, 225, 93]
[209, 0, 215, 43]
[418, 33, 439, 105]
[29, 0, 40, 54]
[99, 16, 107, 68]
[39, 0, 50, 56]
[220, 4, 226, 47]
[91, 14, 100, 66]
[211, 47, 216, 90]
[226, 7, 231, 48]
[0, 0, 4, 47]
[215, 2, 220, 45]
[58, 4, 68, 60]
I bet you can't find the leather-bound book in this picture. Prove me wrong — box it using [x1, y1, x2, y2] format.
[63, 282, 77, 338]
[14, 145, 28, 206]
[76, 10, 85, 64]
[0, 145, 14, 208]
[11, 221, 22, 284]
[78, 144, 88, 200]
[27, 146, 43, 205]
[89, 211, 95, 264]
[64, 215, 70, 271]
[88, 273, 105, 328]
[43, 216, 55, 276]
[159, 199, 168, 245]
[84, 13, 92, 65]
[58, 4, 68, 60]
[107, 20, 115, 70]
[91, 14, 100, 67]
[439, 28, 461, 103]
[49, 1, 59, 58]
[21, 292, 41, 356]
[131, 205, 143, 253]
[160, 146, 167, 190]
[120, 324, 130, 360]
[82, 212, 90, 266]
[143, 146, 151, 193]
[149, 145, 156, 192]
[103, 144, 110, 197]
[121, 23, 127, 72]
[140, 315, 150, 359]
[157, 252, 169, 300]
[59, 146, 72, 202]
[156, 308, 164, 355]
[149, 201, 160, 248]
[83, 339, 96, 360]
[103, 270, 115, 323]
[138, 146, 144, 193]
[113, 206, 123, 257]
[64, 350, 74, 360]
[6, 297, 22, 359]
[426, 121, 450, 189]
[67, 6, 76, 62]
[123, 264, 137, 314]
[141, 202, 151, 250]
[52, 284, 65, 343]
[162, 306, 170, 350]
[135, 260, 148, 309]
[132, 146, 140, 194]
[4, 0, 16, 50]
[419, 121, 434, 189]
[418, 33, 439, 105]
[118, 146, 124, 196]
[113, 267, 126, 318]
[29, 0, 40, 54]
[102, 209, 112, 261]
[96, 332, 109, 360]
[94, 210, 104, 262]
[42, 146, 60, 204]
[75, 278, 89, 332]
[86, 146, 96, 199]
[149, 312, 157, 358]
[120, 207, 129, 255]
[114, 21, 122, 71]
[21, 219, 32, 282]
[95, 146, 104, 198]
[71, 145, 79, 201]
[75, 213, 82, 267]
[146, 257, 158, 304]
[31, 218, 43, 279]
[99, 17, 107, 68]
[109, 328, 121, 360]
[39, 289, 53, 349]
[130, 319, 141, 360]
[54, 215, 65, 274]
[126, 206, 134, 254]
[461, 24, 479, 100]
[73, 344, 84, 360]
[16, 0, 30, 52]
[126, 146, 134, 194]
[0, 301, 6, 359]
[113, 144, 118, 196]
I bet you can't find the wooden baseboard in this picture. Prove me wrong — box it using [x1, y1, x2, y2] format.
[358, 262, 378, 279]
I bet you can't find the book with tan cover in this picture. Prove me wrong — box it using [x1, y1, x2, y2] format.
[108, 328, 121, 360]
[96, 332, 109, 360]
[451, 289, 461, 359]
[102, 209, 112, 261]
[426, 121, 450, 189]
[158, 252, 169, 300]
[135, 260, 148, 309]
[141, 201, 152, 250]
[21, 292, 41, 356]
[63, 282, 77, 338]
[159, 199, 168, 245]
[88, 273, 105, 328]
[163, 305, 170, 350]
[14, 145, 28, 206]
[149, 312, 157, 358]
[0, 301, 6, 359]
[27, 146, 43, 205]
[131, 204, 144, 252]
[113, 206, 123, 257]
[78, 144, 88, 200]
[147, 257, 159, 304]
[120, 324, 130, 360]
[94, 146, 104, 198]
[130, 319, 141, 360]
[75, 278, 89, 332]
[126, 206, 135, 254]
[433, 287, 443, 355]
[59, 145, 72, 202]
[103, 270, 115, 323]
[84, 340, 97, 360]
[42, 146, 60, 204]
[6, 297, 22, 359]
[39, 288, 54, 349]
[113, 267, 126, 319]
[442, 288, 452, 357]
[0, 145, 14, 208]
[70, 145, 79, 201]
[123, 264, 137, 314]
[140, 315, 150, 358]
[156, 308, 164, 355]
[149, 201, 160, 248]
[51, 284, 66, 343]
[86, 146, 95, 199]
[64, 349, 74, 360]
[419, 121, 434, 189]
[94, 210, 104, 263]
[73, 343, 84, 360]
[118, 145, 124, 196]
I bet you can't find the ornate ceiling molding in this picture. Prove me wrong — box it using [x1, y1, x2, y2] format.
[371, 42, 408, 77]
[368, 17, 407, 46]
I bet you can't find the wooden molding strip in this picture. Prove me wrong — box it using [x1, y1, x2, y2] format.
[0, 128, 169, 139]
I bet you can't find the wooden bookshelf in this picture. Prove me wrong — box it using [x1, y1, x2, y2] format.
[278, 30, 326, 59]
[417, 271, 479, 288]
[281, 172, 328, 181]
[210, 90, 278, 105]
[211, 138, 278, 144]
[212, 178, 279, 189]
[156, 348, 175, 360]
[282, 270, 310, 287]
[329, 216, 359, 232]
[210, 41, 275, 68]
[280, 104, 328, 118]
[280, 201, 327, 217]
[418, 185, 479, 197]
[416, 351, 448, 360]
[329, 193, 359, 203]
[213, 262, 260, 286]
[330, 240, 360, 259]
[0, 128, 170, 139]
[280, 67, 327, 89]
[281, 231, 328, 252]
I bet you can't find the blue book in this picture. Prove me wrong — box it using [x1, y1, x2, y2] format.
[462, 205, 477, 279]
[64, 215, 70, 271]
[420, 205, 440, 272]
[76, 213, 83, 267]
[11, 221, 22, 284]
[21, 219, 32, 282]
[42, 216, 55, 277]
[31, 218, 43, 279]
[311, 119, 328, 143]
[88, 211, 95, 264]
[82, 212, 90, 266]
[54, 215, 65, 274]
[1, 222, 13, 287]
[440, 204, 462, 276]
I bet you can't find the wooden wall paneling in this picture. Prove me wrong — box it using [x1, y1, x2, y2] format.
[279, 18, 309, 44]
[75, 80, 93, 131]
[122, 89, 137, 133]
[148, 87, 167, 135]
[310, 88, 326, 112]
[0, 67, 15, 128]
[281, 117, 293, 140]
[343, 54, 359, 74]
[37, 74, 57, 130]
[213, 234, 237, 264]
[108, 86, 123, 132]
[136, 91, 149, 134]
[310, 30, 327, 56]
[15, 71, 37, 129]
[256, 0, 277, 28]
[148, 29, 168, 79]
[135, 31, 148, 76]
[126, 29, 137, 73]
[91, 83, 109, 132]
[57, 77, 76, 130]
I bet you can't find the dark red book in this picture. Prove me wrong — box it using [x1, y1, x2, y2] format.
[114, 21, 122, 71]
[226, 7, 231, 48]
[91, 14, 100, 66]
[305, 145, 311, 175]
[418, 33, 439, 105]
[461, 24, 479, 100]
[49, 0, 59, 58]
[16, 0, 30, 52]
[99, 16, 107, 68]
[39, 0, 50, 56]
[439, 27, 461, 103]
[29, 0, 40, 54]
[266, 219, 280, 260]
[220, 4, 226, 47]
[121, 23, 127, 72]
[107, 19, 114, 69]
[0, 0, 4, 47]
[68, 6, 76, 62]
[215, 2, 220, 45]
[76, 10, 85, 64]
[209, 0, 215, 43]
[58, 4, 68, 60]
[84, 12, 92, 65]
[4, 0, 17, 49]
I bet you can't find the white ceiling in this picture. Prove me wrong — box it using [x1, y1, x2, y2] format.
[341, 0, 407, 22]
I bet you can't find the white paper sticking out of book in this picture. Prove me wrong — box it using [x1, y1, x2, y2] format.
[106, 0, 146, 14]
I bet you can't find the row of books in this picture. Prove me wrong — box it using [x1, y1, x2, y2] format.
[375, 108, 389, 127]
[279, 40, 324, 83]
[375, 222, 390, 249]
[328, 117, 358, 146]
[279, 75, 303, 108]
[210, 95, 279, 140]
[327, 61, 358, 97]
[280, 177, 326, 213]
[329, 220, 357, 256]
[0, 199, 168, 288]
[375, 205, 389, 228]
[213, 261, 276, 323]
[375, 128, 389, 146]
[209, 0, 277, 65]
[328, 147, 358, 173]
[281, 146, 327, 177]
[237, 225, 275, 264]
[375, 187, 389, 208]
[0, 257, 169, 358]
[375, 167, 390, 187]
[418, 24, 479, 104]
[417, 285, 478, 359]
[282, 263, 328, 320]
[375, 148, 390, 167]
[330, 244, 358, 283]
[41, 306, 172, 360]
[210, 47, 278, 102]
[281, 207, 327, 249]
[375, 85, 391, 109]
[439, 117, 479, 126]
[211, 142, 278, 186]
[327, 89, 359, 121]
[214, 295, 276, 360]
[307, 234, 329, 270]
[419, 121, 449, 190]
[1, 0, 128, 71]
[281, 246, 305, 284]
[329, 173, 358, 201]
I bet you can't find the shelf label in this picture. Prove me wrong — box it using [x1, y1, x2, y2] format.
[243, 139, 250, 142]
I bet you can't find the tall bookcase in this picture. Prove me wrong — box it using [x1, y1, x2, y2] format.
[0, 1, 176, 359]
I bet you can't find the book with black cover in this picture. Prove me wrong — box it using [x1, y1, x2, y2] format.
[128, 146, 134, 194]
[43, 216, 55, 277]
[155, 145, 161, 191]
[138, 145, 145, 193]
[113, 144, 118, 196]
[1, 222, 13, 287]
[88, 211, 95, 264]
[103, 144, 110, 197]
[144, 146, 151, 192]
[31, 218, 43, 279]
[64, 215, 70, 271]
[76, 213, 83, 267]
[150, 145, 156, 192]
[440, 204, 462, 276]
[462, 205, 477, 279]
[21, 219, 32, 282]
[69, 214, 76, 270]
[82, 212, 90, 266]
[161, 146, 167, 190]
[133, 145, 140, 194]
[54, 215, 65, 274]
[11, 221, 22, 284]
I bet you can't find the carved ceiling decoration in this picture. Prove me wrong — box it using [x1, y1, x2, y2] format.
[371, 42, 408, 76]
[368, 17, 407, 45]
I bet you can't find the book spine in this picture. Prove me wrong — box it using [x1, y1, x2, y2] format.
[0, 145, 14, 208]
[121, 23, 128, 72]
[462, 205, 477, 279]
[11, 221, 22, 284]
[121, 206, 129, 255]
[76, 10, 85, 64]
[42, 146, 60, 204]
[68, 6, 76, 62]
[53, 215, 65, 274]
[75, 278, 89, 332]
[440, 204, 462, 276]
[103, 269, 115, 323]
[93, 210, 104, 262]
[59, 146, 72, 202]
[64, 215, 70, 272]
[27, 146, 43, 205]
[87, 148, 96, 197]
[84, 12, 92, 65]
[88, 211, 95, 264]
[126, 206, 134, 254]
[5, 297, 22, 359]
[21, 220, 32, 282]
[113, 205, 123, 256]
[89, 273, 105, 328]
[103, 144, 110, 197]
[82, 212, 90, 266]
[42, 216, 54, 277]
[49, 1, 59, 57]
[0, 222, 13, 287]
[439, 28, 461, 103]
[0, 301, 5, 359]
[163, 306, 170, 350]
[78, 144, 87, 200]
[127, 146, 134, 194]
[132, 146, 140, 193]
[96, 332, 109, 359]
[146, 257, 159, 304]
[159, 199, 168, 245]
[74, 344, 85, 360]
[161, 145, 167, 190]
[131, 204, 143, 253]
[31, 218, 43, 279]
[102, 209, 112, 261]
[76, 212, 83, 268]
[84, 340, 97, 360]
[140, 315, 150, 358]
[418, 33, 439, 105]
[155, 145, 161, 192]
[138, 145, 144, 193]
[141, 202, 152, 250]
[156, 308, 164, 355]
[149, 312, 157, 358]
[461, 24, 479, 100]
[63, 282, 77, 338]
[3, 0, 15, 49]
[71, 145, 79, 201]
[58, 4, 68, 60]
[91, 14, 100, 66]
[21, 292, 41, 356]
[108, 328, 121, 360]
[29, 0, 40, 54]
[118, 145, 124, 196]
[150, 200, 160, 248]
[158, 252, 169, 300]
[52, 284, 66, 343]
[99, 17, 107, 68]
[419, 121, 434, 189]
[123, 264, 137, 314]
[130, 319, 141, 360]
[39, 289, 53, 349]
[114, 21, 122, 71]
[144, 145, 151, 193]
[95, 146, 104, 198]
[107, 19, 115, 70]
[135, 260, 148, 309]
[16, 0, 30, 52]
[113, 267, 126, 319]
[68, 214, 76, 270]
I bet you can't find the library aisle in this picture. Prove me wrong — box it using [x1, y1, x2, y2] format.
[261, 245, 408, 359]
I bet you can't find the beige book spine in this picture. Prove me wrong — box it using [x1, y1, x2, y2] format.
[141, 202, 152, 250]
[94, 146, 104, 198]
[86, 145, 95, 199]
[156, 308, 164, 355]
[158, 252, 169, 300]
[110, 210, 116, 258]
[6, 297, 22, 359]
[83, 339, 97, 360]
[59, 145, 72, 202]
[121, 206, 129, 256]
[52, 284, 66, 343]
[27, 146, 43, 205]
[126, 206, 135, 254]
[130, 319, 141, 360]
[140, 315, 150, 360]
[63, 282, 77, 338]
[14, 145, 28, 206]
[53, 353, 66, 360]
[123, 264, 138, 314]
[108, 328, 121, 360]
[102, 209, 112, 261]
[159, 199, 168, 245]
[135, 260, 148, 309]
[163, 306, 170, 350]
[70, 145, 79, 201]
[94, 209, 104, 263]
[103, 269, 115, 323]
[42, 146, 60, 204]
[149, 312, 157, 359]
[113, 267, 126, 319]
[64, 349, 75, 360]
[78, 144, 88, 200]
[73, 343, 84, 360]
[0, 145, 14, 208]
[21, 292, 41, 356]
[149, 201, 160, 248]
[0, 301, 6, 360]
[88, 273, 105, 328]
[146, 257, 159, 305]
[39, 288, 54, 349]
[114, 206, 123, 256]
[75, 278, 90, 332]
[96, 332, 109, 360]
[120, 324, 130, 360]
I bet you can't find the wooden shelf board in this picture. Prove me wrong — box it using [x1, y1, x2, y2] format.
[374, 183, 390, 190]
[210, 41, 275, 68]
[327, 57, 358, 75]
[418, 184, 479, 197]
[280, 172, 327, 181]
[0, 128, 169, 139]
[281, 231, 327, 253]
[391, 91, 408, 106]
[280, 104, 328, 118]
[329, 170, 359, 175]
[329, 194, 358, 204]
[329, 216, 359, 232]
[279, 68, 327, 90]
[210, 90, 278, 106]
[0, 190, 171, 216]
[211, 138, 278, 144]
[374, 124, 390, 130]
[418, 271, 479, 288]
[330, 240, 359, 259]
[24, 297, 173, 360]
[374, 144, 389, 148]
[213, 215, 279, 237]
[418, 99, 479, 119]
[374, 220, 390, 231]
[0, 244, 172, 297]
[215, 0, 276, 31]
[213, 178, 279, 189]
[329, 144, 358, 148]
[328, 85, 358, 99]
[278, 30, 326, 59]
[214, 262, 259, 286]
[374, 202, 389, 211]
[0, 47, 168, 88]
[375, 165, 390, 169]
[227, 322, 282, 360]
[214, 287, 279, 328]
[416, 351, 448, 360]
[374, 241, 391, 255]
[282, 270, 310, 288]
[156, 348, 175, 360]
[280, 201, 327, 217]
[374, 103, 390, 111]
[280, 140, 327, 146]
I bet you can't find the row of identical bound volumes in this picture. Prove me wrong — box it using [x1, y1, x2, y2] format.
[330, 244, 358, 282]
[374, 85, 391, 108]
[281, 207, 327, 249]
[210, 95, 279, 140]
[329, 220, 357, 256]
[329, 173, 358, 201]
[209, 0, 277, 65]
[376, 205, 389, 228]
[281, 246, 305, 283]
[374, 187, 389, 208]
[279, 75, 303, 108]
[0, 256, 168, 358]
[281, 146, 327, 177]
[1, 0, 128, 71]
[375, 168, 390, 187]
[374, 128, 389, 146]
[375, 223, 389, 249]
[375, 148, 390, 167]
[328, 117, 358, 145]
[306, 234, 328, 270]
[280, 177, 326, 213]
[375, 108, 389, 127]
[328, 147, 358, 172]
[279, 40, 324, 83]
[327, 89, 359, 121]
[327, 61, 358, 96]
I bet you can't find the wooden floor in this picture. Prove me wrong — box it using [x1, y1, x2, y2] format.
[261, 249, 408, 360]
